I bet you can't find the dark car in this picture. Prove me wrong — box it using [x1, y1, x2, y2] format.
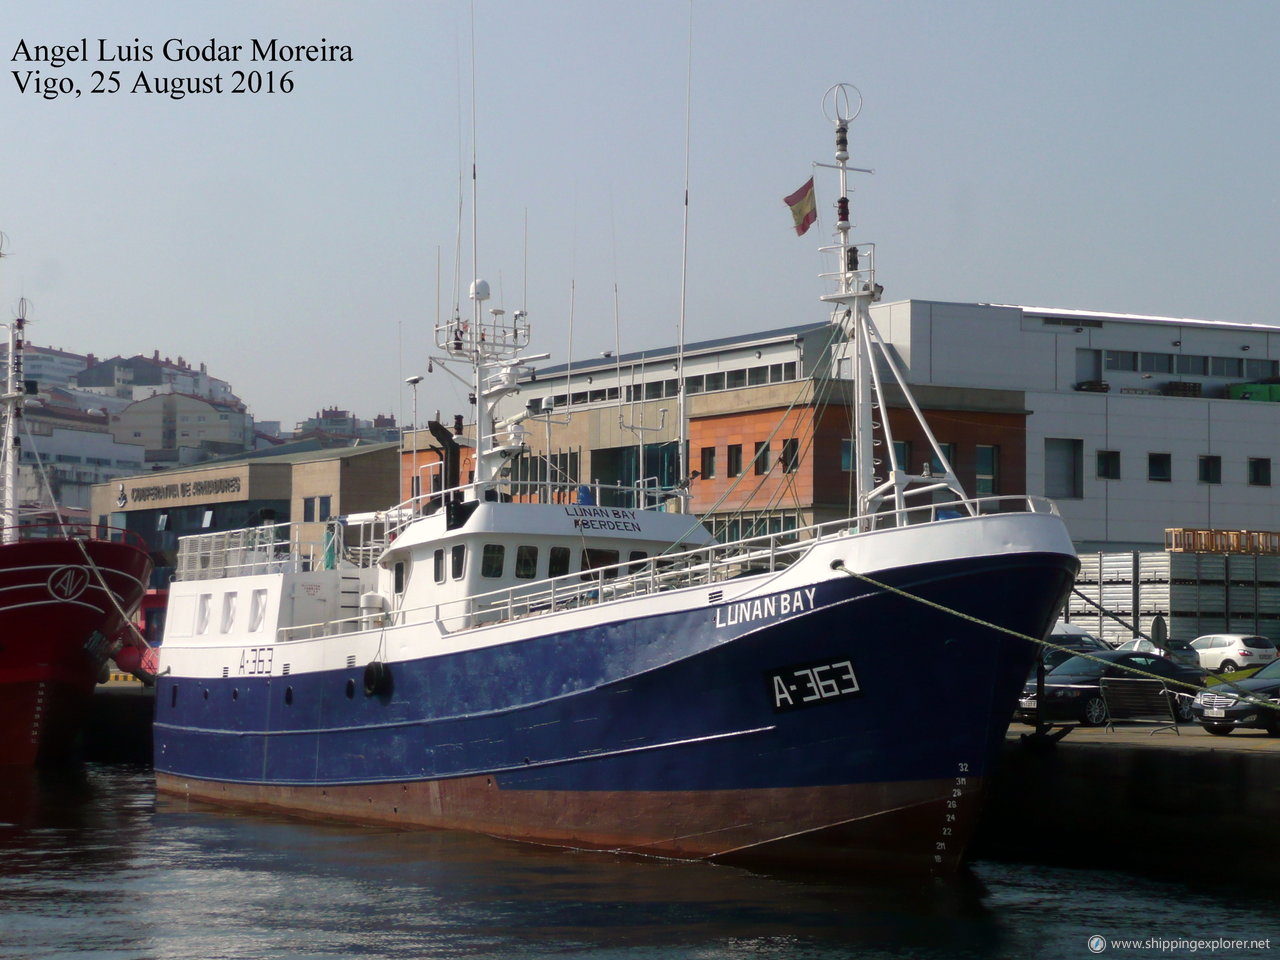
[1036, 625, 1112, 674]
[1190, 658, 1280, 736]
[1017, 650, 1204, 727]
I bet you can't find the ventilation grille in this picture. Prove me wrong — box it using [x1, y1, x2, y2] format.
[708, 590, 724, 604]
[346, 655, 357, 669]
[221, 666, 229, 678]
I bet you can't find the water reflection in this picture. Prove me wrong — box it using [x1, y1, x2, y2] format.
[1, 765, 1275, 960]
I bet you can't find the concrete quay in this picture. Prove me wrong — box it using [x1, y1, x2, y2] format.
[974, 722, 1280, 878]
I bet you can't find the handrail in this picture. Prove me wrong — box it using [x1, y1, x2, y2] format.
[1, 522, 150, 552]
[267, 493, 1058, 641]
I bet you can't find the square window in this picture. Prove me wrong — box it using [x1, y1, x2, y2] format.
[1097, 450, 1121, 480]
[515, 545, 538, 579]
[481, 544, 505, 578]
[1198, 455, 1222, 485]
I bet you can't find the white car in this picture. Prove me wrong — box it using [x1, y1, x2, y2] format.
[1112, 636, 1201, 671]
[1190, 634, 1279, 674]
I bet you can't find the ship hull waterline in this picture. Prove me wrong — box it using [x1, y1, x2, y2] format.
[155, 547, 1074, 871]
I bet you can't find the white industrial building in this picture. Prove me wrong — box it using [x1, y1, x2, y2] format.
[872, 299, 1280, 549]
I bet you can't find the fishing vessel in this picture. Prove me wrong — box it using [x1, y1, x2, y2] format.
[153, 87, 1077, 871]
[0, 297, 154, 766]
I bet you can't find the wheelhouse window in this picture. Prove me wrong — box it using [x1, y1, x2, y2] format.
[580, 548, 620, 581]
[628, 550, 648, 573]
[481, 544, 505, 578]
[394, 561, 407, 594]
[548, 546, 571, 578]
[450, 544, 466, 579]
[515, 545, 538, 579]
[433, 548, 445, 583]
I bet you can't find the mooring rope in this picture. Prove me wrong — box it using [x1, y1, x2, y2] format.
[827, 559, 1277, 715]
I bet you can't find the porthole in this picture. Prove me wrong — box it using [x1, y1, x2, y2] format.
[284, 686, 294, 706]
[345, 678, 356, 699]
[203, 689, 209, 700]
[232, 688, 239, 701]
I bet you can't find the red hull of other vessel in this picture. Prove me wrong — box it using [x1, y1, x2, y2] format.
[0, 536, 153, 765]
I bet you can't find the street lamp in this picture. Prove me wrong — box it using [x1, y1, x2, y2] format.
[405, 376, 423, 501]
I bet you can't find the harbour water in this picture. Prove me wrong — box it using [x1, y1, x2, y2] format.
[1, 763, 1275, 960]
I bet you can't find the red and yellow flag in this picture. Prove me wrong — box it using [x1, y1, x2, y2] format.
[784, 177, 817, 236]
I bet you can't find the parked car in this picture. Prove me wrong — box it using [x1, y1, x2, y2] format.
[1017, 650, 1204, 726]
[1189, 634, 1279, 674]
[1036, 621, 1111, 674]
[1190, 658, 1280, 736]
[1112, 636, 1201, 671]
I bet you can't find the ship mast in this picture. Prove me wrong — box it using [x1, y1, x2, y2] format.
[2, 295, 25, 545]
[817, 84, 971, 529]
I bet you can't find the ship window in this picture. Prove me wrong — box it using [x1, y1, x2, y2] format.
[451, 545, 466, 580]
[196, 594, 212, 634]
[220, 593, 237, 633]
[433, 548, 445, 583]
[249, 589, 268, 632]
[581, 549, 620, 581]
[515, 545, 538, 579]
[628, 550, 648, 573]
[548, 546, 571, 578]
[394, 561, 407, 594]
[481, 544, 505, 578]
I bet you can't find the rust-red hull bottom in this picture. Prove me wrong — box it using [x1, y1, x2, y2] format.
[155, 771, 985, 873]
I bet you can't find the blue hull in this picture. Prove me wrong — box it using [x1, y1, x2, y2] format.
[155, 551, 1075, 868]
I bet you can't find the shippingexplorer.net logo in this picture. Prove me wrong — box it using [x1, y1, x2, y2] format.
[1088, 935, 1273, 953]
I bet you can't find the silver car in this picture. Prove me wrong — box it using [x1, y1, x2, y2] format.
[1190, 634, 1279, 674]
[1113, 636, 1201, 671]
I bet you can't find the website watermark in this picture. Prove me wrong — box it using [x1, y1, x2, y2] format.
[1088, 935, 1272, 954]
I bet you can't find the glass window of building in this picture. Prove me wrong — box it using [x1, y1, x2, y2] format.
[1198, 455, 1222, 485]
[975, 445, 999, 494]
[753, 441, 771, 476]
[1045, 438, 1083, 498]
[781, 438, 799, 473]
[700, 446, 716, 479]
[727, 444, 742, 477]
[1249, 458, 1272, 487]
[1097, 450, 1121, 480]
[1148, 452, 1172, 483]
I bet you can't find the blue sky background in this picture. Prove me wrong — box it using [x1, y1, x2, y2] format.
[3, 1, 1278, 429]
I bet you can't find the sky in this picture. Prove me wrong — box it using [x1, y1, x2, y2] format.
[3, 1, 1278, 432]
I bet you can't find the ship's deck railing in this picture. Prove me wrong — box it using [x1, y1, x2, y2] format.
[1, 522, 149, 551]
[272, 493, 1059, 641]
[174, 521, 329, 580]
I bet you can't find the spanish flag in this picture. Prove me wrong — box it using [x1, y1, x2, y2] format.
[784, 177, 817, 236]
